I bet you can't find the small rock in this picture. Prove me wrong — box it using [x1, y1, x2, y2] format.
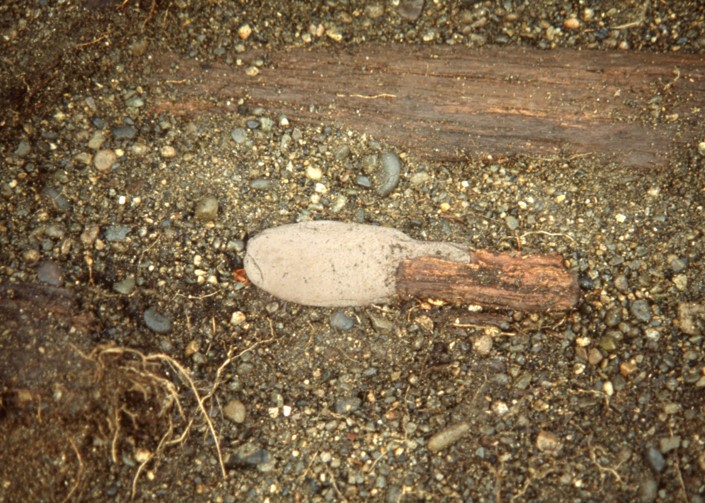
[231, 128, 247, 144]
[246, 119, 261, 130]
[644, 446, 665, 473]
[223, 399, 247, 423]
[638, 474, 658, 503]
[330, 310, 355, 330]
[94, 149, 117, 171]
[105, 225, 130, 242]
[112, 125, 138, 140]
[250, 178, 273, 190]
[37, 261, 63, 286]
[334, 145, 351, 161]
[160, 145, 176, 158]
[237, 24, 252, 40]
[226, 444, 271, 468]
[676, 302, 705, 335]
[144, 307, 173, 333]
[427, 422, 470, 453]
[473, 334, 493, 355]
[505, 215, 520, 231]
[15, 140, 31, 157]
[659, 436, 681, 454]
[563, 17, 580, 30]
[306, 165, 323, 181]
[375, 152, 401, 197]
[230, 311, 246, 325]
[80, 224, 101, 247]
[113, 276, 136, 295]
[630, 299, 652, 323]
[194, 196, 219, 223]
[335, 396, 361, 414]
[356, 175, 372, 188]
[397, 0, 424, 22]
[536, 430, 562, 452]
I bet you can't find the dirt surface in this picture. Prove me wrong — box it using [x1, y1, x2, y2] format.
[1, 1, 705, 502]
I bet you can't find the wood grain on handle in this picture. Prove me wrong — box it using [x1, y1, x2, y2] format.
[396, 250, 579, 312]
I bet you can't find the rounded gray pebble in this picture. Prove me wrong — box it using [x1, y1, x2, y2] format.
[94, 149, 117, 171]
[250, 179, 273, 190]
[335, 396, 361, 414]
[231, 128, 247, 144]
[194, 196, 219, 222]
[113, 276, 136, 295]
[644, 446, 665, 473]
[638, 475, 658, 503]
[356, 175, 372, 188]
[505, 215, 520, 230]
[223, 399, 247, 423]
[144, 306, 173, 333]
[330, 310, 355, 330]
[375, 152, 402, 196]
[15, 140, 31, 157]
[37, 261, 63, 286]
[630, 299, 652, 323]
[105, 225, 130, 241]
[112, 125, 137, 140]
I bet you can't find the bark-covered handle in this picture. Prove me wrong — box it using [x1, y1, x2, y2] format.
[395, 250, 579, 312]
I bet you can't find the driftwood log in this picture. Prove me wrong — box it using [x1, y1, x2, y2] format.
[151, 44, 705, 169]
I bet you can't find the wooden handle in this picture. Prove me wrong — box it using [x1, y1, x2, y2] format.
[395, 250, 579, 312]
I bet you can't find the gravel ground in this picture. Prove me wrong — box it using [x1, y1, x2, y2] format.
[1, 1, 705, 502]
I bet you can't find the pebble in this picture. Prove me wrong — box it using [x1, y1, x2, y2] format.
[230, 311, 246, 325]
[427, 422, 470, 452]
[143, 306, 173, 333]
[237, 24, 252, 40]
[330, 310, 355, 330]
[105, 225, 130, 241]
[160, 145, 176, 158]
[259, 117, 274, 131]
[80, 224, 101, 247]
[644, 446, 665, 473]
[37, 261, 63, 286]
[227, 444, 271, 468]
[396, 0, 425, 22]
[334, 145, 350, 161]
[630, 299, 652, 323]
[246, 119, 261, 130]
[223, 399, 247, 423]
[375, 152, 402, 197]
[231, 128, 247, 144]
[536, 430, 561, 452]
[356, 175, 372, 188]
[112, 125, 137, 140]
[604, 307, 622, 327]
[125, 96, 144, 108]
[638, 475, 658, 503]
[15, 140, 31, 157]
[194, 196, 219, 223]
[505, 215, 520, 231]
[42, 186, 71, 212]
[473, 334, 493, 355]
[335, 396, 361, 414]
[659, 436, 680, 453]
[306, 165, 323, 181]
[563, 17, 580, 30]
[113, 276, 136, 295]
[94, 149, 117, 171]
[88, 131, 105, 150]
[250, 179, 273, 190]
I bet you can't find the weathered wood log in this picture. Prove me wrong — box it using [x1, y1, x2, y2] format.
[151, 44, 705, 168]
[396, 250, 579, 312]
